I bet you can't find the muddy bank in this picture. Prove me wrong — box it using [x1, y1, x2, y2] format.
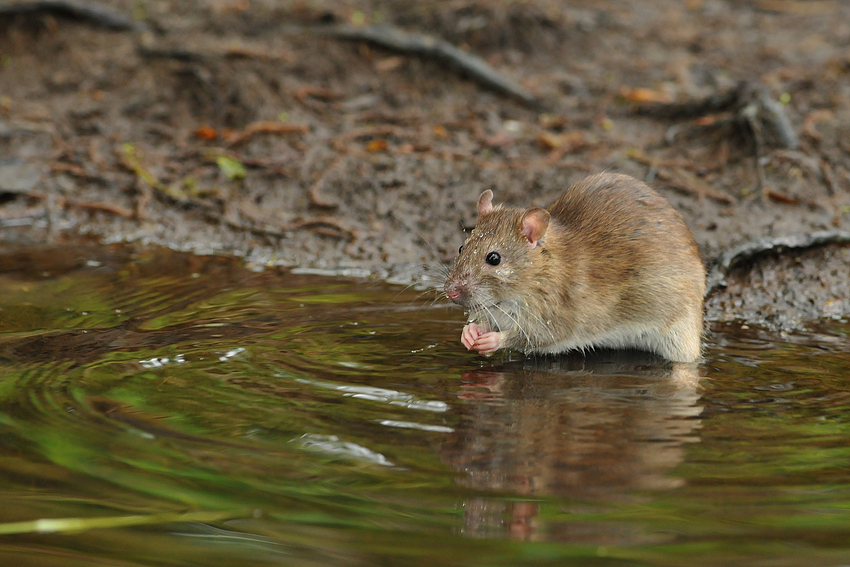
[0, 0, 848, 329]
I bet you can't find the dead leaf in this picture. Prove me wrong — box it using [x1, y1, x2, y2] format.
[432, 124, 449, 139]
[763, 188, 799, 205]
[537, 130, 586, 151]
[375, 56, 404, 72]
[294, 86, 344, 102]
[619, 87, 673, 104]
[694, 113, 729, 127]
[195, 126, 218, 140]
[366, 139, 388, 152]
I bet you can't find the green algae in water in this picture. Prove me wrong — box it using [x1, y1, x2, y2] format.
[0, 244, 849, 566]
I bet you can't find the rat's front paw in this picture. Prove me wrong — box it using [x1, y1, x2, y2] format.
[472, 331, 503, 355]
[461, 323, 484, 350]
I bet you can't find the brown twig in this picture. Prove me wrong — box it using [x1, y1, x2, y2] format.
[626, 147, 724, 173]
[27, 191, 135, 219]
[655, 168, 736, 204]
[307, 154, 345, 210]
[333, 125, 408, 144]
[47, 161, 103, 181]
[281, 218, 356, 241]
[192, 204, 355, 243]
[762, 188, 799, 205]
[820, 159, 838, 196]
[221, 44, 296, 62]
[137, 46, 207, 62]
[223, 121, 310, 146]
[237, 157, 295, 177]
[801, 109, 833, 141]
[293, 85, 344, 102]
[135, 184, 153, 220]
[210, 215, 356, 242]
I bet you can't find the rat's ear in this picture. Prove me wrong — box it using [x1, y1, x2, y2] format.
[477, 190, 494, 216]
[521, 208, 550, 248]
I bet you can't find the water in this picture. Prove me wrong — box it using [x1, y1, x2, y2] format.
[0, 244, 848, 566]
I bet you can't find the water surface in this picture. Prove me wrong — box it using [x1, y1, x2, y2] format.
[0, 244, 848, 566]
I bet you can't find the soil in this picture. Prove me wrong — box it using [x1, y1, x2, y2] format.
[0, 0, 848, 330]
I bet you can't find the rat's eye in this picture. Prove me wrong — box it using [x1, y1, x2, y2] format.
[485, 252, 501, 266]
[458, 245, 463, 254]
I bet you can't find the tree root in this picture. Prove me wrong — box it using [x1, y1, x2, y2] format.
[326, 24, 538, 106]
[0, 0, 147, 31]
[706, 230, 850, 295]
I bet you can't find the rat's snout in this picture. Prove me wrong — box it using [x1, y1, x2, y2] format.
[444, 277, 468, 304]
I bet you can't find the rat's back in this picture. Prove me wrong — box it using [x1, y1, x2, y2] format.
[546, 173, 706, 361]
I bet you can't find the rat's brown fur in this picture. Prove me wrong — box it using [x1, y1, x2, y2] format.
[444, 173, 706, 362]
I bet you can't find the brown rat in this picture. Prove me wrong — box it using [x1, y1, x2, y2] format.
[444, 172, 706, 363]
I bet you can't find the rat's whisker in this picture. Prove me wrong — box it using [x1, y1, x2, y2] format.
[493, 303, 532, 350]
[520, 306, 557, 345]
[479, 304, 503, 335]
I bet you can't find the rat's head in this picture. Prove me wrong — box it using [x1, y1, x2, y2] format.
[445, 189, 551, 308]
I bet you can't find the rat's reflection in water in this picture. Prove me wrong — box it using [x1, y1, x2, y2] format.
[439, 351, 703, 541]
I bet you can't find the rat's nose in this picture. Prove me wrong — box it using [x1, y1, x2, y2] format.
[445, 279, 466, 303]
